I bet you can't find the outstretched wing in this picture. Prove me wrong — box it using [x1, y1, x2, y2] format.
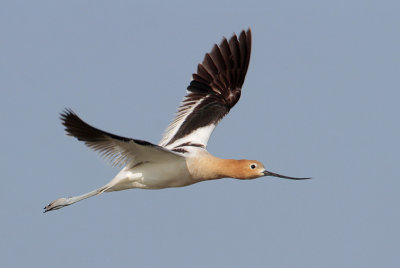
[159, 29, 252, 151]
[61, 109, 183, 168]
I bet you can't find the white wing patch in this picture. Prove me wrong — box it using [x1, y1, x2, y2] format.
[103, 139, 184, 168]
[163, 124, 216, 150]
[159, 94, 209, 147]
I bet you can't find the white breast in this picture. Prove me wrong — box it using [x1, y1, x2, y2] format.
[106, 157, 195, 191]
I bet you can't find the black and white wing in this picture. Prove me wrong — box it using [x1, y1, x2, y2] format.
[61, 109, 183, 168]
[159, 29, 252, 151]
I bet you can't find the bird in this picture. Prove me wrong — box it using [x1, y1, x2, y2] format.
[44, 28, 310, 213]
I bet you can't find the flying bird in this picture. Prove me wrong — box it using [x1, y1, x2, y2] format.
[44, 29, 310, 212]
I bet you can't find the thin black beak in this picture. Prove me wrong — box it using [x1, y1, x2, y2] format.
[263, 170, 311, 180]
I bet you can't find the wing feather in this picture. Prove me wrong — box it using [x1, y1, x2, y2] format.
[160, 29, 252, 149]
[61, 109, 182, 167]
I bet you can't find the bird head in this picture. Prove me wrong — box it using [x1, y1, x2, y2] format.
[236, 159, 311, 180]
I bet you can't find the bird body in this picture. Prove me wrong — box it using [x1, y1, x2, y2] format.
[44, 29, 310, 213]
[106, 151, 258, 191]
[108, 155, 192, 190]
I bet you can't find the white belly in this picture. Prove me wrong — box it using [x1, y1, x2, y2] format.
[105, 158, 195, 191]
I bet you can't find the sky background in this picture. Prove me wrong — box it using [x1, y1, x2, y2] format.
[1, 0, 399, 267]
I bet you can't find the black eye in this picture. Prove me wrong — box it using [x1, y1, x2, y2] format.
[250, 164, 256, 169]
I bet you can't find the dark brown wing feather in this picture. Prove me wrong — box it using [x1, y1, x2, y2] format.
[161, 29, 252, 148]
[61, 109, 182, 167]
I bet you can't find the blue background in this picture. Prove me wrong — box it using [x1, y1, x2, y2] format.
[1, 1, 399, 267]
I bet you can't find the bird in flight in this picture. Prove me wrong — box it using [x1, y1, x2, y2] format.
[44, 28, 310, 212]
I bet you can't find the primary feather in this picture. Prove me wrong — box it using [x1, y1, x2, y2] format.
[160, 29, 252, 151]
[61, 109, 183, 168]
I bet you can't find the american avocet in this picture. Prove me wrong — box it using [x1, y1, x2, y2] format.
[44, 29, 310, 212]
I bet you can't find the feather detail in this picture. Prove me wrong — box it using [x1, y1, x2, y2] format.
[160, 29, 252, 149]
[61, 109, 183, 168]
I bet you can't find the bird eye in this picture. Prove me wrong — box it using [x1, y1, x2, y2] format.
[250, 164, 257, 169]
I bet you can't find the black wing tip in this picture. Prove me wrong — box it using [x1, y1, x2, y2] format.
[227, 28, 251, 40]
[58, 108, 157, 147]
[190, 28, 252, 95]
[60, 107, 75, 117]
[60, 108, 77, 125]
[58, 108, 104, 142]
[59, 108, 86, 137]
[242, 28, 252, 37]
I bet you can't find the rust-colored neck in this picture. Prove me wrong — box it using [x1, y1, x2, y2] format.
[187, 154, 247, 181]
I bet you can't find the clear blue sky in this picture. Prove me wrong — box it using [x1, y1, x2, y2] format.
[1, 1, 399, 267]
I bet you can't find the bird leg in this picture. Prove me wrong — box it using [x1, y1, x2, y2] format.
[44, 185, 110, 213]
